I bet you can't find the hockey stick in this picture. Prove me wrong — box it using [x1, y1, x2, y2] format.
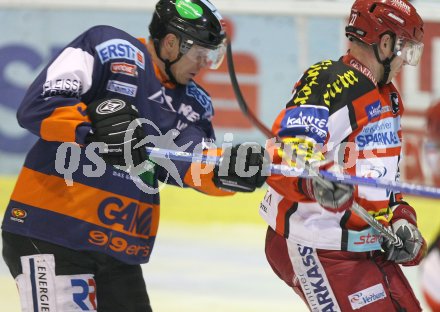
[144, 146, 440, 198]
[225, 42, 403, 246]
[145, 145, 402, 245]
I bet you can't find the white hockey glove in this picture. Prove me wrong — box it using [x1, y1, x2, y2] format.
[299, 160, 354, 213]
[382, 203, 427, 266]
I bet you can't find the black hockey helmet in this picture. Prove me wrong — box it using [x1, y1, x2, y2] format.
[149, 0, 226, 50]
[149, 0, 227, 82]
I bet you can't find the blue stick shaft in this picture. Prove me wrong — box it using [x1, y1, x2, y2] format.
[145, 147, 440, 199]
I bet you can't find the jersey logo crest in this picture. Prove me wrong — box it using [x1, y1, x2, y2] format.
[390, 92, 400, 115]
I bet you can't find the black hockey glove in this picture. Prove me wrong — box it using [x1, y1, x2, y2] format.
[382, 203, 427, 266]
[86, 98, 147, 167]
[213, 143, 268, 192]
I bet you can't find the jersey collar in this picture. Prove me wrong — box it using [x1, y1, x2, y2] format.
[342, 53, 378, 86]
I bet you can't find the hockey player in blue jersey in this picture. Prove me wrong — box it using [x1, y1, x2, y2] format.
[1, 1, 267, 311]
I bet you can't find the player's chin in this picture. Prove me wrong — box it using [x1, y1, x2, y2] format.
[177, 76, 193, 85]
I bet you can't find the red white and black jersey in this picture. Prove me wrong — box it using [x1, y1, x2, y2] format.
[260, 54, 405, 252]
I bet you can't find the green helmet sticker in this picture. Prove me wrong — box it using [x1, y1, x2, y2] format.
[176, 0, 203, 19]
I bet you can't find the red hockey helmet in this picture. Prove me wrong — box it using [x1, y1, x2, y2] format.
[345, 0, 424, 66]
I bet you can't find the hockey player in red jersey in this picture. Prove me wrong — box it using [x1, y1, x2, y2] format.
[261, 0, 427, 311]
[1, 1, 267, 311]
[420, 100, 440, 312]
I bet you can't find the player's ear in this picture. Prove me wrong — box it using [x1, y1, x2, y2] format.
[162, 33, 179, 59]
[379, 34, 393, 57]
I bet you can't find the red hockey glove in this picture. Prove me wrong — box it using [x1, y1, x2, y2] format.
[299, 160, 354, 213]
[382, 203, 427, 266]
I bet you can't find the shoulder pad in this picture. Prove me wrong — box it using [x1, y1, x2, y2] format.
[287, 59, 374, 109]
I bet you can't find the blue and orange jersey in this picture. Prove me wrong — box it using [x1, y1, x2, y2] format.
[2, 25, 230, 265]
[260, 54, 407, 252]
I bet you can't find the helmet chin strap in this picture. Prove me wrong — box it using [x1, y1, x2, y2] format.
[372, 43, 396, 86]
[153, 38, 184, 85]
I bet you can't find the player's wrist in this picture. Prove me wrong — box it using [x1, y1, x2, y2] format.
[391, 202, 417, 227]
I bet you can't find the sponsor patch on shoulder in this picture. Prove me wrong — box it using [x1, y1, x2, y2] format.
[95, 39, 145, 69]
[365, 100, 381, 120]
[110, 62, 138, 77]
[348, 283, 386, 310]
[186, 82, 213, 117]
[280, 105, 329, 142]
